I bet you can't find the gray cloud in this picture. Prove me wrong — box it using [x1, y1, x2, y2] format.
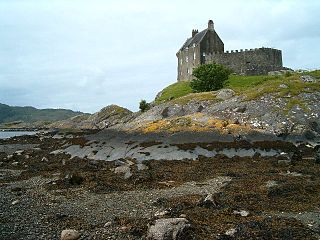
[0, 0, 319, 112]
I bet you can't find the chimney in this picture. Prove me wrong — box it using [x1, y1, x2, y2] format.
[192, 29, 198, 37]
[208, 20, 214, 31]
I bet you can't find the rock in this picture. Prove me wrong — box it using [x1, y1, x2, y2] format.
[265, 180, 278, 188]
[60, 229, 80, 240]
[41, 157, 49, 162]
[11, 200, 20, 205]
[279, 84, 288, 88]
[154, 210, 169, 217]
[114, 165, 132, 179]
[104, 221, 112, 227]
[137, 163, 149, 171]
[274, 122, 289, 137]
[147, 218, 191, 240]
[233, 210, 249, 217]
[233, 106, 246, 113]
[198, 193, 219, 208]
[225, 228, 237, 236]
[15, 150, 24, 155]
[216, 89, 235, 100]
[300, 75, 316, 83]
[50, 149, 64, 155]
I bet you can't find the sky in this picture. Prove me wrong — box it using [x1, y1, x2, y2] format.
[0, 0, 319, 113]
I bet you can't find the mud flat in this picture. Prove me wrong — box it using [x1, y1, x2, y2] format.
[0, 130, 319, 239]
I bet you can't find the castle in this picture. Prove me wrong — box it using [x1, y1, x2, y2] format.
[176, 20, 284, 81]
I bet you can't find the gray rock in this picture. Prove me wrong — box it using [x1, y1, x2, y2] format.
[233, 210, 249, 217]
[225, 228, 237, 236]
[198, 193, 219, 208]
[113, 165, 132, 179]
[147, 218, 191, 240]
[216, 89, 235, 100]
[11, 200, 20, 205]
[233, 106, 246, 113]
[279, 84, 288, 88]
[60, 229, 80, 240]
[300, 75, 316, 83]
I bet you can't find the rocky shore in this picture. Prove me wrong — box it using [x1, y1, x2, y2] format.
[0, 130, 319, 239]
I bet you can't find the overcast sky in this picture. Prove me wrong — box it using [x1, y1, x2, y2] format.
[0, 0, 319, 113]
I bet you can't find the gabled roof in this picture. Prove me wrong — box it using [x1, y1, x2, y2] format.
[178, 29, 208, 52]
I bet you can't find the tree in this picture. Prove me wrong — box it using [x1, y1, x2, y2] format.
[139, 100, 150, 112]
[190, 63, 232, 92]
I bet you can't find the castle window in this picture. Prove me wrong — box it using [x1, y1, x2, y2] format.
[186, 56, 189, 62]
[193, 52, 196, 60]
[187, 69, 190, 74]
[202, 52, 206, 57]
[180, 58, 182, 64]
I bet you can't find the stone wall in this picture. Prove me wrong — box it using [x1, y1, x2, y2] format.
[177, 45, 201, 81]
[205, 47, 283, 75]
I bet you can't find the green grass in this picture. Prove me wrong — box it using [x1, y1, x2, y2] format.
[308, 70, 320, 79]
[155, 81, 192, 103]
[155, 71, 320, 108]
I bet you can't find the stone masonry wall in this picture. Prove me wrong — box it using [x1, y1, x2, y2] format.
[205, 47, 283, 75]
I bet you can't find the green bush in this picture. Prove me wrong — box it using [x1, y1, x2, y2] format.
[190, 63, 232, 92]
[139, 100, 150, 112]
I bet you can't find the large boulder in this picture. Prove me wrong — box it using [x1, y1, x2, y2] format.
[216, 88, 235, 100]
[147, 218, 191, 240]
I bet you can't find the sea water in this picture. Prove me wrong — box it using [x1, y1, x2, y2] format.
[0, 131, 37, 139]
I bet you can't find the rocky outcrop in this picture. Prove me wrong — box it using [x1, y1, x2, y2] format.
[116, 90, 320, 139]
[50, 105, 133, 130]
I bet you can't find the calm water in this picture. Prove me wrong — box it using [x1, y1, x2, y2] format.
[0, 131, 37, 139]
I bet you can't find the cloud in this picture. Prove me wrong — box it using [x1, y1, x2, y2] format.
[0, 0, 319, 112]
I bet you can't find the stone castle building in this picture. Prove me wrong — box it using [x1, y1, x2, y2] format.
[176, 20, 284, 81]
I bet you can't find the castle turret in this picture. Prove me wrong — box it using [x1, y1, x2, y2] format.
[208, 20, 214, 31]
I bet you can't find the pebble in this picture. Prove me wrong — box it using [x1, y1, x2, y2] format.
[233, 210, 249, 217]
[60, 229, 80, 240]
[104, 221, 112, 227]
[12, 200, 20, 205]
[225, 228, 237, 236]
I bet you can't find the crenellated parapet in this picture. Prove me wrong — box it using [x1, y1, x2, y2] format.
[204, 47, 283, 76]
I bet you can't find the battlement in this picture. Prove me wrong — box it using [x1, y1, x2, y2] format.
[206, 47, 282, 56]
[205, 47, 283, 76]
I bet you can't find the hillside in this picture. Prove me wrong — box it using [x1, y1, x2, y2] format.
[0, 103, 84, 126]
[116, 70, 320, 138]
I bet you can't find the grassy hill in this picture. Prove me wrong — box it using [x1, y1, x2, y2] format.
[155, 70, 320, 104]
[0, 103, 84, 125]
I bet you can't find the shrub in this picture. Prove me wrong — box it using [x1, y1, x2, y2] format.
[190, 63, 232, 92]
[139, 100, 150, 112]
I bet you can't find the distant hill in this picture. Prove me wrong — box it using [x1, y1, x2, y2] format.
[0, 103, 84, 124]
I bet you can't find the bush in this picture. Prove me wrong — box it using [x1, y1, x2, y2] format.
[139, 100, 150, 112]
[190, 63, 232, 92]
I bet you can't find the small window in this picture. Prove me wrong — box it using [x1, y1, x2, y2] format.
[202, 52, 206, 57]
[180, 58, 182, 64]
[193, 52, 196, 60]
[186, 56, 189, 62]
[187, 69, 190, 74]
